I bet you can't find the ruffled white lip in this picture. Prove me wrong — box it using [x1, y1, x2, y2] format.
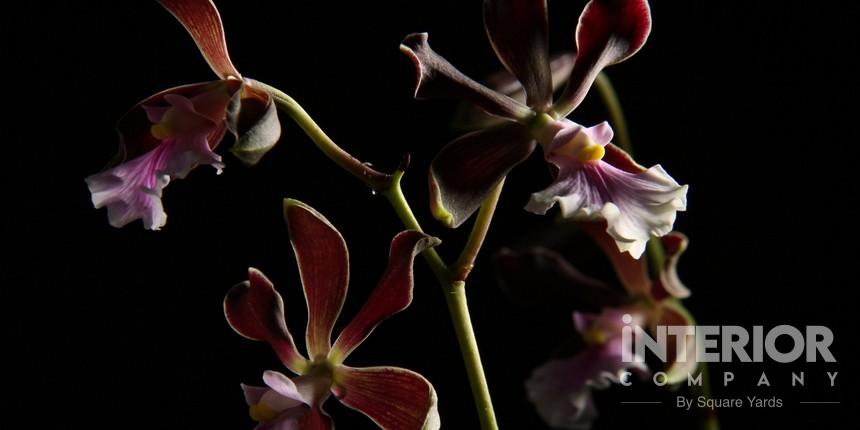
[526, 121, 687, 259]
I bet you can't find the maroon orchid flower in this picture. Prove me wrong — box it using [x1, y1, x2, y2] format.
[497, 224, 695, 428]
[86, 0, 280, 230]
[401, 0, 686, 258]
[225, 199, 441, 430]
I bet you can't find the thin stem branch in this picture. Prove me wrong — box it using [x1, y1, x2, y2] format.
[594, 72, 633, 154]
[382, 170, 451, 284]
[253, 81, 394, 191]
[452, 179, 505, 281]
[265, 82, 499, 429]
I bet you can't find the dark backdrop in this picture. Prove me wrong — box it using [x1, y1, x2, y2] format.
[5, 1, 859, 429]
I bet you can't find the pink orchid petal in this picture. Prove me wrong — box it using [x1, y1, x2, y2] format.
[283, 199, 349, 359]
[655, 232, 691, 299]
[553, 0, 652, 116]
[528, 309, 648, 429]
[400, 33, 532, 120]
[430, 123, 535, 228]
[242, 384, 270, 406]
[483, 0, 552, 109]
[333, 366, 440, 430]
[113, 80, 241, 162]
[157, 0, 241, 79]
[332, 231, 440, 361]
[224, 268, 309, 373]
[262, 371, 308, 408]
[86, 122, 222, 230]
[581, 221, 651, 296]
[526, 127, 687, 259]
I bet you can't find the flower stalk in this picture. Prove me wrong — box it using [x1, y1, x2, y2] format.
[264, 82, 500, 429]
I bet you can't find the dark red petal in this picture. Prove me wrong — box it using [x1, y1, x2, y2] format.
[224, 268, 308, 373]
[429, 123, 535, 228]
[298, 405, 334, 430]
[652, 232, 691, 299]
[331, 231, 441, 362]
[283, 199, 349, 359]
[400, 33, 531, 120]
[494, 247, 626, 310]
[333, 366, 440, 430]
[483, 0, 552, 110]
[553, 0, 652, 116]
[452, 52, 576, 132]
[602, 142, 646, 174]
[581, 221, 651, 296]
[228, 81, 282, 166]
[113, 80, 242, 164]
[158, 0, 241, 79]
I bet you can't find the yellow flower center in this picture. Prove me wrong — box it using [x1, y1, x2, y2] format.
[556, 130, 605, 162]
[150, 122, 174, 140]
[582, 327, 608, 345]
[249, 402, 279, 422]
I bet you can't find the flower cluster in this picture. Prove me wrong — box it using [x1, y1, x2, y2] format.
[90, 1, 704, 429]
[400, 0, 687, 258]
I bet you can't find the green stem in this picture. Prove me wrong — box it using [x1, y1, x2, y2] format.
[265, 82, 499, 429]
[452, 179, 505, 281]
[382, 170, 451, 284]
[594, 73, 634, 154]
[253, 81, 394, 191]
[383, 171, 498, 430]
[444, 281, 499, 430]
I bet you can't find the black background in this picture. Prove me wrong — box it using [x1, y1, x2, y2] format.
[5, 1, 859, 428]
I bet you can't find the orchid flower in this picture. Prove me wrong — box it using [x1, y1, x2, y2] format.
[225, 199, 441, 430]
[86, 0, 280, 230]
[400, 0, 687, 258]
[497, 223, 696, 428]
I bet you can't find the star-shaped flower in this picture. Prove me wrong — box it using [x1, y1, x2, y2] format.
[400, 0, 686, 258]
[225, 199, 441, 430]
[86, 0, 280, 229]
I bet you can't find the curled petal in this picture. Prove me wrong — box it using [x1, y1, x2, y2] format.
[493, 247, 626, 309]
[283, 199, 349, 359]
[157, 0, 241, 79]
[430, 123, 535, 228]
[332, 231, 441, 362]
[333, 366, 440, 430]
[526, 126, 687, 259]
[654, 232, 691, 299]
[483, 0, 552, 109]
[225, 268, 308, 373]
[553, 0, 652, 116]
[228, 80, 282, 166]
[400, 33, 531, 120]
